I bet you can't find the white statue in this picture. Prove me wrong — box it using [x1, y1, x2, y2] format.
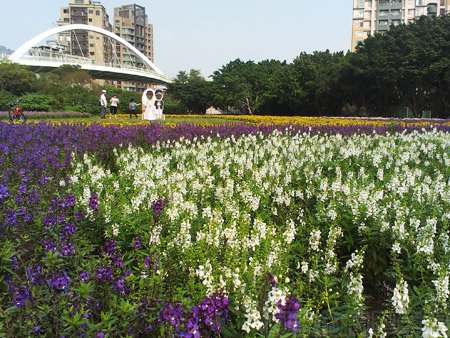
[141, 88, 158, 121]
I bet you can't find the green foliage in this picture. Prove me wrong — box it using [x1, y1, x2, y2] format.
[19, 93, 58, 111]
[167, 69, 212, 114]
[0, 61, 38, 96]
[0, 90, 17, 110]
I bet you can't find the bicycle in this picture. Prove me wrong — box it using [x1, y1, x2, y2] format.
[8, 100, 26, 123]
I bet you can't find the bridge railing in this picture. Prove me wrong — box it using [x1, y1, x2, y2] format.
[20, 54, 163, 77]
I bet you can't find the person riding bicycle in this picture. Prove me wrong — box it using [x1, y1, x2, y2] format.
[8, 100, 26, 123]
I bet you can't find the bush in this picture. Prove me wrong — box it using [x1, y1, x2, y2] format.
[0, 90, 17, 111]
[19, 93, 58, 111]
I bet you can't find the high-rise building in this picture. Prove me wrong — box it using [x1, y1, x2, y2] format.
[57, 0, 113, 64]
[113, 4, 154, 91]
[352, 0, 450, 51]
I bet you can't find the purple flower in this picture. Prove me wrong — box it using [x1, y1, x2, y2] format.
[88, 193, 99, 210]
[43, 215, 56, 227]
[11, 256, 18, 271]
[95, 266, 113, 281]
[48, 271, 71, 291]
[159, 303, 184, 330]
[115, 278, 125, 292]
[27, 265, 44, 285]
[132, 236, 142, 249]
[62, 194, 76, 208]
[96, 332, 104, 338]
[34, 326, 40, 333]
[39, 176, 49, 186]
[60, 242, 76, 256]
[75, 210, 84, 221]
[104, 240, 117, 255]
[43, 239, 58, 253]
[151, 198, 167, 215]
[268, 273, 278, 287]
[0, 184, 9, 200]
[144, 255, 159, 270]
[12, 286, 31, 307]
[79, 271, 90, 282]
[114, 255, 124, 268]
[275, 296, 301, 334]
[62, 222, 76, 237]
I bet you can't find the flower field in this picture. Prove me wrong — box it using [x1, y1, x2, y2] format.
[1, 120, 449, 337]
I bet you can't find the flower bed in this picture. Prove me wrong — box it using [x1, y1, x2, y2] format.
[0, 111, 91, 120]
[0, 121, 449, 336]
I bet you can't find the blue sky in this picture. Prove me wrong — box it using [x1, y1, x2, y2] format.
[0, 1, 352, 77]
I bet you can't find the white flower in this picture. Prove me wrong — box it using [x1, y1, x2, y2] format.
[309, 230, 321, 252]
[433, 275, 449, 305]
[422, 318, 448, 338]
[392, 279, 409, 314]
[392, 242, 401, 254]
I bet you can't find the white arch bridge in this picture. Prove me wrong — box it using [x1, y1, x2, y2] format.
[9, 24, 172, 84]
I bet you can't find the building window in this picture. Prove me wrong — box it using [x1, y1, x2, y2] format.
[379, 20, 389, 25]
[408, 9, 415, 16]
[392, 19, 401, 26]
[356, 31, 365, 38]
[364, 21, 371, 28]
[408, 0, 414, 5]
[365, 10, 372, 18]
[96, 10, 100, 15]
[89, 10, 93, 14]
[391, 9, 401, 15]
[89, 18, 92, 22]
[63, 9, 68, 13]
[379, 10, 389, 16]
[90, 52, 95, 55]
[64, 18, 69, 22]
[355, 0, 364, 8]
[354, 9, 364, 18]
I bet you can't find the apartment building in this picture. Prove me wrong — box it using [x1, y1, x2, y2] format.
[352, 0, 450, 50]
[113, 4, 154, 91]
[57, 0, 113, 64]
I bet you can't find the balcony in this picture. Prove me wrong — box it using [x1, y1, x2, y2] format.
[377, 0, 402, 9]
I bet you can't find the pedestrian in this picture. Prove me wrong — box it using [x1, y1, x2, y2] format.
[109, 94, 119, 118]
[129, 98, 140, 119]
[100, 89, 107, 119]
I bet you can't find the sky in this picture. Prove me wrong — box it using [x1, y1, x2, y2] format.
[0, 0, 353, 78]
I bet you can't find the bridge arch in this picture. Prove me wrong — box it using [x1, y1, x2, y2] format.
[9, 24, 164, 76]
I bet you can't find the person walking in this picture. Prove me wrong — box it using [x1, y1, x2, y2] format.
[129, 98, 140, 119]
[100, 89, 107, 119]
[109, 95, 119, 118]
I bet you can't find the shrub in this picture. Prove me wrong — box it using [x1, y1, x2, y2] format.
[19, 93, 58, 111]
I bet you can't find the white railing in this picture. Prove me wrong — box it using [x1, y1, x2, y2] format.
[21, 54, 162, 76]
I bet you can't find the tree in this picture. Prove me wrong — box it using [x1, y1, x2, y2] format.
[291, 51, 347, 116]
[166, 70, 212, 114]
[355, 16, 450, 117]
[0, 61, 38, 96]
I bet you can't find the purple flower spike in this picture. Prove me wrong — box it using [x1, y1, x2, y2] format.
[132, 236, 142, 249]
[268, 273, 278, 287]
[275, 296, 301, 334]
[88, 193, 99, 210]
[151, 198, 167, 215]
[0, 184, 9, 200]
